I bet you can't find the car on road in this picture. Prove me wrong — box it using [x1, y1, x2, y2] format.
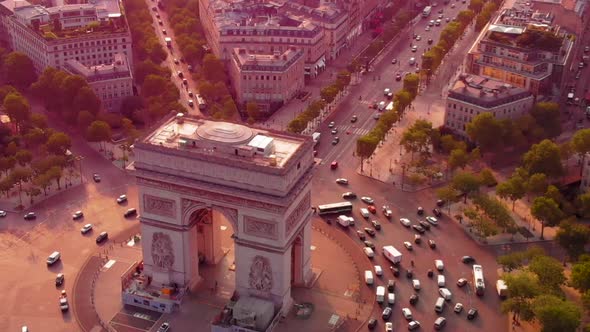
[467, 308, 478, 320]
[72, 211, 84, 220]
[403, 241, 413, 250]
[351, 115, 358, 122]
[328, 121, 335, 128]
[433, 208, 442, 217]
[412, 279, 421, 290]
[96, 231, 109, 244]
[461, 256, 475, 264]
[390, 265, 400, 277]
[387, 279, 396, 292]
[428, 239, 436, 249]
[409, 294, 419, 305]
[409, 57, 416, 65]
[384, 88, 391, 96]
[364, 227, 376, 237]
[188, 99, 194, 107]
[457, 278, 468, 287]
[451, 3, 455, 7]
[411, 45, 418, 52]
[391, 58, 397, 64]
[371, 220, 381, 230]
[93, 173, 101, 182]
[382, 206, 392, 218]
[162, 29, 167, 34]
[342, 192, 357, 199]
[446, 17, 451, 22]
[59, 297, 69, 312]
[412, 224, 425, 234]
[55, 273, 65, 286]
[414, 234, 421, 244]
[406, 269, 413, 278]
[367, 318, 377, 330]
[81, 224, 93, 234]
[454, 303, 463, 313]
[330, 161, 338, 169]
[435, 259, 444, 271]
[385, 321, 393, 332]
[402, 308, 413, 321]
[415, 35, 421, 41]
[356, 230, 366, 240]
[408, 320, 421, 330]
[438, 14, 444, 19]
[335, 178, 348, 185]
[434, 317, 447, 330]
[363, 247, 375, 258]
[418, 220, 431, 230]
[435, 19, 441, 25]
[436, 199, 445, 207]
[124, 208, 137, 218]
[417, 207, 424, 215]
[332, 137, 339, 145]
[361, 197, 374, 204]
[0, 210, 6, 217]
[429, 20, 435, 26]
[173, 58, 179, 64]
[382, 307, 392, 320]
[157, 322, 171, 332]
[425, 26, 431, 31]
[24, 212, 36, 220]
[395, 73, 402, 81]
[182, 78, 188, 85]
[117, 195, 127, 204]
[428, 38, 434, 45]
[425, 216, 438, 226]
[400, 218, 411, 227]
[331, 128, 338, 135]
[367, 205, 377, 214]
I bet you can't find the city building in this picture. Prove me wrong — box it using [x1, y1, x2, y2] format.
[444, 74, 534, 138]
[229, 47, 304, 110]
[465, 6, 574, 96]
[64, 53, 133, 112]
[0, 0, 133, 73]
[125, 114, 314, 327]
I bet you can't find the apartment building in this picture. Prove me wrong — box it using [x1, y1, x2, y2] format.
[465, 6, 574, 96]
[444, 74, 534, 139]
[229, 47, 304, 109]
[64, 53, 133, 112]
[0, 0, 132, 72]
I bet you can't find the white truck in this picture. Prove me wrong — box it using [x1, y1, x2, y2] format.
[312, 132, 321, 146]
[376, 286, 385, 303]
[337, 215, 353, 227]
[382, 245, 402, 264]
[164, 37, 172, 48]
[422, 6, 432, 17]
[496, 279, 508, 298]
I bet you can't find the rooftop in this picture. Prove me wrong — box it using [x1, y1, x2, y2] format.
[448, 74, 533, 107]
[64, 53, 131, 81]
[143, 115, 306, 169]
[233, 47, 303, 71]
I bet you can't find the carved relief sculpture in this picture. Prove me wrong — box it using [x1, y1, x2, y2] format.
[243, 216, 278, 240]
[143, 194, 176, 218]
[248, 255, 273, 293]
[151, 232, 175, 270]
[286, 192, 311, 235]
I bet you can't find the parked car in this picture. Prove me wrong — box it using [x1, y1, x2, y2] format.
[382, 307, 392, 320]
[461, 256, 475, 264]
[336, 178, 348, 185]
[454, 303, 464, 313]
[402, 308, 413, 321]
[457, 278, 468, 287]
[80, 224, 93, 234]
[426, 216, 438, 225]
[124, 208, 137, 218]
[55, 273, 65, 286]
[400, 218, 411, 227]
[412, 224, 426, 234]
[72, 211, 84, 220]
[408, 321, 421, 330]
[467, 308, 478, 320]
[433, 208, 442, 217]
[157, 322, 171, 332]
[361, 197, 375, 204]
[117, 195, 127, 203]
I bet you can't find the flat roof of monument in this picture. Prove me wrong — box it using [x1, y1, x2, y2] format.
[141, 115, 308, 168]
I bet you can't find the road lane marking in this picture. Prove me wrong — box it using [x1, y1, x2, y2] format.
[103, 259, 116, 270]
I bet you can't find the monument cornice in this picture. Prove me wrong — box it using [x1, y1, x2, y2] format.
[140, 216, 199, 231]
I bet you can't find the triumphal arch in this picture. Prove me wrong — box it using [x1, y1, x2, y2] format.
[131, 114, 314, 313]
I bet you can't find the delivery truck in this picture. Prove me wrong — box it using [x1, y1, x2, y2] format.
[382, 245, 402, 264]
[337, 215, 353, 227]
[496, 279, 508, 298]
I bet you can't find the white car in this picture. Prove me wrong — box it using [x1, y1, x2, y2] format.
[335, 178, 348, 185]
[117, 194, 127, 203]
[412, 279, 421, 290]
[328, 121, 335, 128]
[387, 293, 395, 305]
[59, 297, 69, 311]
[375, 265, 383, 276]
[415, 35, 421, 41]
[411, 45, 418, 52]
[426, 216, 438, 225]
[0, 210, 6, 217]
[408, 320, 421, 330]
[385, 322, 393, 332]
[400, 218, 411, 227]
[363, 247, 375, 258]
[382, 206, 392, 218]
[425, 26, 431, 31]
[454, 302, 464, 313]
[404, 241, 413, 250]
[402, 307, 413, 320]
[72, 211, 83, 219]
[361, 197, 374, 204]
[438, 274, 446, 287]
[435, 259, 444, 271]
[80, 224, 93, 234]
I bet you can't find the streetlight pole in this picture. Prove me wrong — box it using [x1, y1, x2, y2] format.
[76, 155, 85, 184]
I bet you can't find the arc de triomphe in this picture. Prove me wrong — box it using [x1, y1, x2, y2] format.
[130, 115, 314, 312]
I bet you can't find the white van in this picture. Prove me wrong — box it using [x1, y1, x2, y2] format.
[364, 270, 374, 285]
[360, 208, 370, 219]
[374, 265, 383, 276]
[47, 251, 61, 265]
[412, 279, 421, 290]
[376, 286, 385, 303]
[363, 247, 375, 258]
[387, 293, 395, 305]
[439, 288, 452, 301]
[435, 297, 445, 312]
[437, 275, 446, 287]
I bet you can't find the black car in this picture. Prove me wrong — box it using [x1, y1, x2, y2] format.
[95, 231, 108, 243]
[417, 207, 424, 215]
[55, 273, 65, 287]
[427, 269, 434, 278]
[363, 241, 375, 249]
[433, 208, 442, 217]
[406, 269, 413, 279]
[436, 199, 445, 207]
[92, 173, 101, 182]
[23, 212, 36, 220]
[124, 208, 138, 218]
[367, 318, 377, 330]
[356, 230, 366, 240]
[428, 239, 437, 249]
[371, 220, 381, 230]
[418, 220, 431, 230]
[387, 279, 396, 292]
[461, 256, 475, 264]
[351, 115, 358, 123]
[390, 266, 400, 277]
[342, 192, 357, 199]
[409, 294, 419, 305]
[382, 307, 392, 320]
[395, 74, 402, 81]
[364, 227, 376, 237]
[467, 308, 478, 320]
[411, 224, 426, 234]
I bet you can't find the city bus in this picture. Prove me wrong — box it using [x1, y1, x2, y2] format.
[317, 202, 353, 215]
[196, 94, 207, 110]
[473, 264, 485, 296]
[422, 6, 432, 17]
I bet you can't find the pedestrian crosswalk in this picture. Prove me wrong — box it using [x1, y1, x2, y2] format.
[335, 125, 371, 136]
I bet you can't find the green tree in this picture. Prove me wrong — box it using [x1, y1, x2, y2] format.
[479, 168, 497, 187]
[77, 110, 95, 128]
[555, 218, 590, 261]
[523, 139, 563, 178]
[73, 86, 101, 115]
[2, 52, 37, 88]
[30, 113, 48, 129]
[86, 120, 112, 152]
[45, 132, 72, 155]
[571, 259, 590, 291]
[33, 173, 52, 196]
[528, 255, 565, 291]
[531, 196, 563, 239]
[451, 171, 481, 203]
[400, 120, 434, 160]
[394, 90, 413, 114]
[202, 54, 226, 82]
[448, 148, 469, 171]
[9, 167, 32, 206]
[0, 177, 14, 198]
[0, 85, 17, 101]
[466, 112, 503, 152]
[320, 86, 339, 104]
[571, 128, 590, 175]
[496, 175, 527, 210]
[402, 74, 420, 96]
[46, 165, 63, 190]
[0, 156, 16, 175]
[356, 135, 379, 172]
[527, 173, 548, 198]
[3, 92, 31, 132]
[498, 251, 526, 272]
[501, 271, 542, 322]
[436, 185, 460, 213]
[15, 150, 33, 166]
[532, 295, 581, 332]
[23, 128, 46, 150]
[531, 102, 561, 138]
[246, 101, 261, 122]
[142, 74, 169, 97]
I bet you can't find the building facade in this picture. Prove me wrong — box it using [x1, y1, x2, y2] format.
[465, 7, 574, 96]
[444, 74, 534, 138]
[0, 0, 132, 73]
[229, 47, 304, 109]
[64, 53, 133, 112]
